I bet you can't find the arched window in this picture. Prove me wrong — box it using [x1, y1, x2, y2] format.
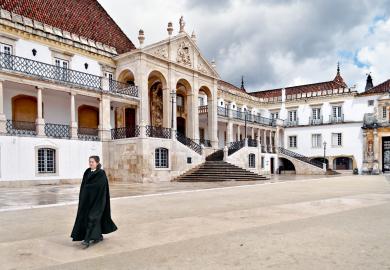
[249, 153, 256, 168]
[155, 148, 169, 168]
[37, 148, 56, 173]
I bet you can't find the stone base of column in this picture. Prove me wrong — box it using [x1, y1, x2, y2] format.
[98, 126, 111, 141]
[36, 118, 45, 137]
[371, 160, 380, 175]
[70, 122, 78, 139]
[0, 114, 6, 134]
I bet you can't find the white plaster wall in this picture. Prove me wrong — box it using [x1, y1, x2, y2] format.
[0, 136, 102, 181]
[15, 38, 102, 76]
[284, 123, 363, 170]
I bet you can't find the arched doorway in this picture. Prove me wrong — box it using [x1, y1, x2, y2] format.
[12, 95, 37, 130]
[333, 157, 352, 170]
[176, 79, 192, 137]
[177, 117, 186, 136]
[199, 86, 213, 146]
[78, 105, 99, 135]
[311, 157, 328, 168]
[278, 157, 296, 174]
[148, 71, 167, 127]
[117, 69, 135, 85]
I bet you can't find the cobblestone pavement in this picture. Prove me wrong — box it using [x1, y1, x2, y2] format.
[0, 174, 339, 210]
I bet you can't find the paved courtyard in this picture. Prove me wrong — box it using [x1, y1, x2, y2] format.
[1, 175, 390, 269]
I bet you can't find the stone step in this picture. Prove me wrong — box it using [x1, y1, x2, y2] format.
[175, 161, 269, 182]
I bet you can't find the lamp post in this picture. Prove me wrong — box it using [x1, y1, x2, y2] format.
[323, 141, 327, 169]
[170, 90, 176, 130]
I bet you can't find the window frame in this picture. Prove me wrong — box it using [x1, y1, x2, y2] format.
[288, 135, 297, 148]
[155, 147, 169, 169]
[311, 133, 322, 148]
[35, 146, 58, 176]
[248, 153, 256, 168]
[331, 133, 342, 147]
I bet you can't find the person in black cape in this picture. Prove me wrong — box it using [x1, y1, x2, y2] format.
[71, 156, 117, 248]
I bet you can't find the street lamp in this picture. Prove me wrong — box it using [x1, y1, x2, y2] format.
[170, 90, 176, 130]
[323, 141, 327, 169]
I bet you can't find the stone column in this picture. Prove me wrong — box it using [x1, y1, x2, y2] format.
[251, 127, 255, 139]
[98, 95, 111, 141]
[372, 128, 379, 174]
[0, 80, 6, 134]
[362, 130, 368, 174]
[135, 55, 149, 125]
[70, 92, 78, 139]
[227, 121, 233, 145]
[237, 124, 241, 141]
[36, 87, 45, 136]
[162, 87, 170, 128]
[169, 68, 177, 133]
[210, 81, 219, 148]
[186, 91, 197, 140]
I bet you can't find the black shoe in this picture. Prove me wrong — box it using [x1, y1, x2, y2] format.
[92, 235, 103, 244]
[81, 240, 90, 248]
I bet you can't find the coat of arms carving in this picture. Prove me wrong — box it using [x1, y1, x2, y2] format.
[176, 41, 191, 66]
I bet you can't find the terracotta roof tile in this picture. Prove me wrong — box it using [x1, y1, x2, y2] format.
[1, 0, 136, 54]
[358, 79, 390, 96]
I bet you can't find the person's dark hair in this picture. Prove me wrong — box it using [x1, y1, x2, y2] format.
[89, 155, 100, 163]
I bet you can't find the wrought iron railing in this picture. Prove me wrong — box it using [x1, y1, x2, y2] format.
[329, 114, 344, 124]
[285, 118, 299, 127]
[108, 80, 139, 97]
[0, 53, 138, 98]
[45, 123, 70, 139]
[278, 147, 324, 168]
[78, 127, 99, 141]
[146, 125, 172, 139]
[176, 132, 202, 155]
[248, 138, 258, 147]
[228, 140, 245, 155]
[111, 126, 140, 139]
[217, 106, 229, 117]
[199, 139, 211, 147]
[309, 116, 323, 125]
[6, 120, 36, 136]
[198, 105, 208, 114]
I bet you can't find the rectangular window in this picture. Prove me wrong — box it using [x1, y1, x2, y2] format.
[198, 97, 204, 106]
[332, 106, 342, 118]
[312, 134, 322, 148]
[288, 136, 297, 148]
[176, 95, 184, 107]
[368, 100, 374, 106]
[155, 148, 169, 168]
[332, 133, 342, 146]
[288, 110, 297, 121]
[37, 148, 56, 173]
[261, 157, 264, 169]
[271, 112, 279, 119]
[312, 108, 321, 120]
[383, 106, 387, 119]
[249, 154, 256, 168]
[0, 43, 13, 54]
[54, 58, 69, 81]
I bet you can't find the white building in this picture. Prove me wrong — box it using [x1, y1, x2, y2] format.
[0, 1, 387, 185]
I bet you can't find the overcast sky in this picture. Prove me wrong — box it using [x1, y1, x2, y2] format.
[99, 0, 390, 92]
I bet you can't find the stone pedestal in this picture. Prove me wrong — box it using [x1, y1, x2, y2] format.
[70, 121, 78, 139]
[0, 114, 6, 134]
[36, 118, 45, 137]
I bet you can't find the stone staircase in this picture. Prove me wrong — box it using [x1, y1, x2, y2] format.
[174, 160, 269, 182]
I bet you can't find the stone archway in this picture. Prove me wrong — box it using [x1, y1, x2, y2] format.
[12, 95, 37, 130]
[117, 69, 135, 85]
[148, 71, 167, 128]
[198, 86, 213, 146]
[278, 157, 296, 174]
[333, 156, 353, 170]
[176, 79, 192, 137]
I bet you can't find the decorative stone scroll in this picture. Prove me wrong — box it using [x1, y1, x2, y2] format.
[176, 41, 191, 66]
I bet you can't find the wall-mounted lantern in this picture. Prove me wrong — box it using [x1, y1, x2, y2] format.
[84, 63, 89, 70]
[32, 49, 37, 56]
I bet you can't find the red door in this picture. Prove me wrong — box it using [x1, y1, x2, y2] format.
[125, 108, 136, 137]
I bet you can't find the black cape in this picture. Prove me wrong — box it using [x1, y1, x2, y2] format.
[71, 166, 117, 241]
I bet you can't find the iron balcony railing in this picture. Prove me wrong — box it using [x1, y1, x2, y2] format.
[78, 127, 99, 141]
[329, 114, 344, 124]
[0, 53, 138, 98]
[198, 105, 208, 114]
[111, 126, 140, 139]
[230, 110, 275, 127]
[146, 125, 172, 139]
[176, 132, 202, 155]
[285, 118, 299, 127]
[44, 123, 70, 139]
[217, 106, 229, 117]
[309, 116, 323, 125]
[6, 120, 36, 136]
